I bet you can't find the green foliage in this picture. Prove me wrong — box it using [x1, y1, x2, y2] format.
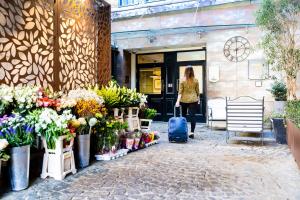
[285, 100, 300, 128]
[96, 82, 120, 108]
[93, 81, 147, 108]
[94, 115, 128, 153]
[256, 0, 300, 99]
[268, 81, 287, 101]
[144, 108, 157, 119]
[0, 151, 9, 161]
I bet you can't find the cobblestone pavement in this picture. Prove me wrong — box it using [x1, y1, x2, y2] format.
[2, 122, 300, 200]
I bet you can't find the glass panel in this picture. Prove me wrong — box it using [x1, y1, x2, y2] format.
[179, 65, 203, 94]
[177, 51, 205, 62]
[139, 67, 161, 94]
[138, 54, 164, 64]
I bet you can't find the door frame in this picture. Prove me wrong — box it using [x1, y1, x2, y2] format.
[136, 49, 207, 122]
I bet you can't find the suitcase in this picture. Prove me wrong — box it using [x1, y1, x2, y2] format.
[168, 106, 188, 143]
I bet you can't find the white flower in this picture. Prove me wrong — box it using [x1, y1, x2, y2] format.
[68, 89, 104, 105]
[88, 118, 97, 127]
[0, 139, 9, 150]
[0, 85, 14, 104]
[78, 118, 87, 126]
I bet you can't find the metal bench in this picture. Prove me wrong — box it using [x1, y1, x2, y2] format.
[207, 97, 226, 129]
[226, 96, 265, 144]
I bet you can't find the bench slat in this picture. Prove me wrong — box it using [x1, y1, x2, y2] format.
[227, 117, 263, 121]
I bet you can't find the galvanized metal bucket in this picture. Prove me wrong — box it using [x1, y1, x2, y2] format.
[77, 134, 90, 168]
[9, 145, 30, 191]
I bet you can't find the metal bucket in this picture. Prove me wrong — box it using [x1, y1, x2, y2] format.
[77, 134, 90, 168]
[9, 145, 30, 191]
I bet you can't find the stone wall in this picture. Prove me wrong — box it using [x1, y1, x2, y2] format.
[110, 0, 300, 116]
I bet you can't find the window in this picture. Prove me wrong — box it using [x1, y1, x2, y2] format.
[118, 0, 139, 7]
[139, 67, 161, 94]
[119, 0, 163, 7]
[137, 54, 164, 64]
[177, 51, 205, 62]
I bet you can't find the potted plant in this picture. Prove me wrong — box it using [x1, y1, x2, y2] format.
[268, 81, 287, 144]
[139, 108, 157, 131]
[36, 108, 77, 180]
[269, 113, 286, 144]
[73, 98, 106, 167]
[0, 115, 34, 191]
[0, 138, 9, 176]
[285, 100, 300, 168]
[269, 80, 287, 114]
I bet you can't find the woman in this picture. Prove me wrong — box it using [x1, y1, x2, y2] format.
[175, 66, 200, 139]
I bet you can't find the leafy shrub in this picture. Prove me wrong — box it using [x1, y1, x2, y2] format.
[285, 100, 300, 128]
[144, 108, 157, 119]
[269, 81, 287, 101]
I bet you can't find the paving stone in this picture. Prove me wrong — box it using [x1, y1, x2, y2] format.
[1, 122, 300, 199]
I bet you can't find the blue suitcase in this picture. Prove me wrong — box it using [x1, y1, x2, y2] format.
[168, 106, 188, 143]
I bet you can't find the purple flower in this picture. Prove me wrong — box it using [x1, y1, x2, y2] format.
[0, 130, 3, 137]
[8, 127, 16, 135]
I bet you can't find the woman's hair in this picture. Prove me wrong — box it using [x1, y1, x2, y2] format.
[184, 66, 195, 83]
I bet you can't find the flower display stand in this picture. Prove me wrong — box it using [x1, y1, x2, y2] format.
[41, 136, 77, 180]
[125, 107, 140, 131]
[140, 119, 153, 131]
[113, 108, 124, 123]
[95, 149, 129, 161]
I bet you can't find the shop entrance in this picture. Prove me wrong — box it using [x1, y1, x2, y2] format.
[136, 49, 206, 122]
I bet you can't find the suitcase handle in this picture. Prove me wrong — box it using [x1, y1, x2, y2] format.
[174, 106, 182, 117]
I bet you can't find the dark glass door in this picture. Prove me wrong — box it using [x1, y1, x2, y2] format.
[136, 54, 164, 121]
[136, 50, 206, 122]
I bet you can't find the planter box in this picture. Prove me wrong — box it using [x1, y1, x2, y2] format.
[271, 118, 287, 144]
[95, 149, 129, 161]
[41, 135, 77, 180]
[286, 120, 300, 168]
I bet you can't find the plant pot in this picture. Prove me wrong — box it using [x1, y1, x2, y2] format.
[272, 118, 287, 144]
[9, 145, 30, 191]
[77, 134, 90, 168]
[274, 101, 286, 114]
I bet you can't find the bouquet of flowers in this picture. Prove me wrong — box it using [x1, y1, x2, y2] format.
[0, 85, 14, 116]
[68, 89, 104, 105]
[56, 98, 77, 112]
[0, 114, 34, 147]
[0, 139, 9, 161]
[75, 99, 107, 118]
[14, 86, 39, 114]
[35, 108, 75, 149]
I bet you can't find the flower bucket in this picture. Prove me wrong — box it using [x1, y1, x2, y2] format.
[77, 134, 90, 168]
[9, 145, 30, 191]
[126, 138, 134, 150]
[133, 138, 140, 150]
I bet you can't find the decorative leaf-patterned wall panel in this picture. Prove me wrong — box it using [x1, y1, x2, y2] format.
[97, 4, 111, 86]
[0, 0, 54, 91]
[59, 0, 98, 91]
[0, 0, 111, 91]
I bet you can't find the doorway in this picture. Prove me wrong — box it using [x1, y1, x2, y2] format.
[136, 49, 206, 122]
